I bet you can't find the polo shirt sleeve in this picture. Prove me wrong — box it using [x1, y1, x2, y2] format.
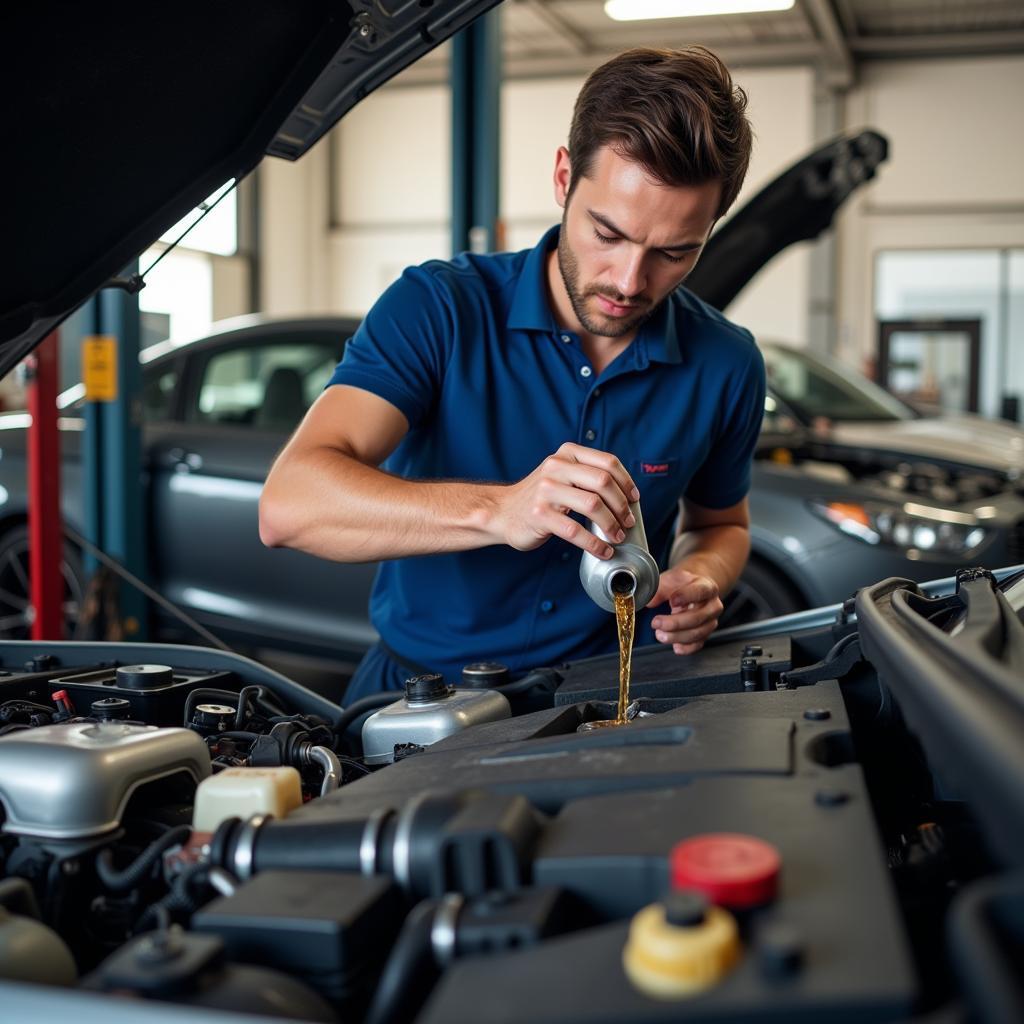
[326, 264, 452, 429]
[684, 335, 766, 509]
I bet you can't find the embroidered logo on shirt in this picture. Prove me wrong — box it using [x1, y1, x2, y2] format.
[641, 461, 671, 476]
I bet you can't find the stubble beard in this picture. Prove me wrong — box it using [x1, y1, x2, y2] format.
[556, 213, 659, 339]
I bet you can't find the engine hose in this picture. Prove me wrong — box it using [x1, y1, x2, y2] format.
[495, 667, 562, 696]
[364, 899, 440, 1024]
[305, 745, 342, 796]
[96, 825, 192, 893]
[134, 863, 218, 933]
[234, 688, 260, 729]
[336, 691, 403, 737]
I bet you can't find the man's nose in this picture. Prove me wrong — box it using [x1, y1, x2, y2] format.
[613, 250, 646, 299]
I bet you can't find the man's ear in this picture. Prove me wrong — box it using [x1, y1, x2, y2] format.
[552, 146, 572, 209]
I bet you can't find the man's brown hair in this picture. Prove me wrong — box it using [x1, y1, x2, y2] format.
[568, 46, 752, 220]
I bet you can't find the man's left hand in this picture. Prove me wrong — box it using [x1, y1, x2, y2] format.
[646, 568, 723, 655]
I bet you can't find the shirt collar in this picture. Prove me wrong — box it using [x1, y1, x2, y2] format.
[637, 290, 684, 366]
[507, 225, 561, 332]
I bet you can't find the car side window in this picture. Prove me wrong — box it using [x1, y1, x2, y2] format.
[142, 366, 178, 421]
[191, 342, 338, 431]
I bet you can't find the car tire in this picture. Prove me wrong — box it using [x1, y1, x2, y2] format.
[719, 557, 805, 628]
[0, 524, 86, 639]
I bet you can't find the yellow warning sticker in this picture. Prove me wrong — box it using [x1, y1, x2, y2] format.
[83, 335, 117, 402]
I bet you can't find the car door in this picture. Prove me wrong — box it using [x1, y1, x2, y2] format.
[147, 324, 378, 662]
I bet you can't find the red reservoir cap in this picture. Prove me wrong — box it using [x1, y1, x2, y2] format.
[671, 833, 781, 909]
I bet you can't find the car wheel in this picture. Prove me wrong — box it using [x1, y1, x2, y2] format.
[719, 558, 805, 628]
[0, 524, 85, 639]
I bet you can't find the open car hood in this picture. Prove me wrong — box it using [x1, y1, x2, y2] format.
[1, 6, 884, 380]
[687, 129, 888, 311]
[0, 0, 500, 376]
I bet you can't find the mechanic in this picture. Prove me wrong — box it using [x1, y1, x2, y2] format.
[259, 46, 765, 701]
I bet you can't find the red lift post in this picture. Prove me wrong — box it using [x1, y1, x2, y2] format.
[26, 330, 64, 639]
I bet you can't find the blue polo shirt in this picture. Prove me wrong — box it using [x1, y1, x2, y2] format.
[327, 226, 765, 684]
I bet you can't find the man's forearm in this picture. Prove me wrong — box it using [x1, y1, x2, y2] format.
[260, 446, 504, 563]
[668, 524, 751, 596]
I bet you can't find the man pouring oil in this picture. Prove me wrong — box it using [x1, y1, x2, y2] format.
[259, 47, 765, 702]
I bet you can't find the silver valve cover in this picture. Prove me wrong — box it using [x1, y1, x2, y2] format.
[0, 722, 211, 840]
[362, 687, 511, 765]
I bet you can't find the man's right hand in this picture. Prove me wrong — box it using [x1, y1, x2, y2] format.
[492, 442, 640, 560]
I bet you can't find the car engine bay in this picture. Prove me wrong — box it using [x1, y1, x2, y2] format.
[0, 568, 1022, 1023]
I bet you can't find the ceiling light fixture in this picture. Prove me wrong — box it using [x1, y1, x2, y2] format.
[605, 0, 795, 21]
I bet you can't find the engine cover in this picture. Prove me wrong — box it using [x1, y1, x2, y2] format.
[0, 721, 210, 840]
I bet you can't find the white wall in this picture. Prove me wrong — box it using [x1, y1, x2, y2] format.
[499, 67, 817, 350]
[255, 53, 1024, 410]
[271, 64, 817, 339]
[836, 56, 1024, 367]
[720, 67, 815, 345]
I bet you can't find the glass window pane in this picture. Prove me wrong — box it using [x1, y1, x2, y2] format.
[875, 250, 1002, 417]
[138, 247, 213, 345]
[193, 343, 337, 430]
[142, 366, 178, 421]
[158, 181, 237, 256]
[763, 344, 912, 423]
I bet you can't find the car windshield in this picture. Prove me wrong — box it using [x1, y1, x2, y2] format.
[763, 343, 915, 423]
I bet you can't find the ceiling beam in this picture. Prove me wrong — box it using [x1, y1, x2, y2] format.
[388, 40, 827, 87]
[800, 0, 855, 89]
[850, 30, 1024, 58]
[832, 0, 859, 39]
[516, 0, 592, 56]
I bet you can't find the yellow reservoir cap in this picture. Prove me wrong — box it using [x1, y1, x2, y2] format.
[192, 766, 303, 832]
[623, 899, 740, 999]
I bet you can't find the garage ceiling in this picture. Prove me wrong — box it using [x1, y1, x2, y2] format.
[397, 0, 1024, 88]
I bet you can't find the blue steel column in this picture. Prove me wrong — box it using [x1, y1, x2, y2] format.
[96, 270, 148, 639]
[451, 7, 502, 257]
[81, 297, 102, 581]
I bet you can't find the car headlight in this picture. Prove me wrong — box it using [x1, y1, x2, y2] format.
[808, 500, 989, 555]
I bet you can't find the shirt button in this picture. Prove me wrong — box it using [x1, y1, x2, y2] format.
[560, 550, 572, 562]
[561, 334, 572, 344]
[580, 366, 593, 378]
[584, 429, 596, 441]
[593, 387, 602, 398]
[540, 599, 555, 613]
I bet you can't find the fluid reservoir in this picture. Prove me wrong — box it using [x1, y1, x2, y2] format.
[622, 890, 740, 999]
[361, 674, 511, 765]
[193, 766, 303, 832]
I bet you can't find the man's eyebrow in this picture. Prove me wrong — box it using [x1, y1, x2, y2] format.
[588, 209, 703, 253]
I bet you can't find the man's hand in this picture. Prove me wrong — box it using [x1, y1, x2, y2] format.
[646, 567, 724, 655]
[492, 442, 640, 560]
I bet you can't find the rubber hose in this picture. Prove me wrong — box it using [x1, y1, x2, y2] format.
[364, 900, 439, 1024]
[336, 691, 403, 737]
[96, 825, 192, 893]
[249, 819, 367, 875]
[235, 685, 261, 729]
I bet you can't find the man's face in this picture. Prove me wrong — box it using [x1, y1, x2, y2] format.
[553, 145, 721, 339]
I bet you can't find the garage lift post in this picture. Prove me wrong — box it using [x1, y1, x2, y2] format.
[81, 276, 149, 639]
[26, 330, 63, 639]
[450, 7, 502, 256]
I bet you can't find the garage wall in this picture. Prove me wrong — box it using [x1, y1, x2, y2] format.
[499, 67, 817, 347]
[835, 55, 1024, 371]
[256, 53, 1024, 404]
[260, 65, 817, 343]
